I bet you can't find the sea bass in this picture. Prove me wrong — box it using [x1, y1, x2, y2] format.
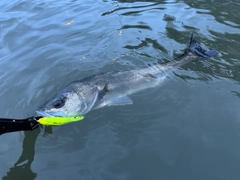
[36, 34, 217, 117]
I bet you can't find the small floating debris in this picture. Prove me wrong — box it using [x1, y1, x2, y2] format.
[119, 30, 122, 36]
[65, 20, 74, 26]
[80, 56, 86, 60]
[112, 57, 118, 61]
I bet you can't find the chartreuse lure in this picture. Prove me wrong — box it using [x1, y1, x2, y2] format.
[37, 116, 84, 126]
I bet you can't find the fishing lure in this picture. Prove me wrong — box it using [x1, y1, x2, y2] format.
[0, 116, 84, 135]
[37, 116, 84, 126]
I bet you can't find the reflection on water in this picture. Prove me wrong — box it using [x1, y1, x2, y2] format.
[1, 0, 240, 179]
[2, 129, 40, 180]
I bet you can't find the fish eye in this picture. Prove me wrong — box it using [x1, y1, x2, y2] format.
[53, 100, 65, 109]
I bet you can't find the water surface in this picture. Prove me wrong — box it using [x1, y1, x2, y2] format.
[1, 0, 240, 179]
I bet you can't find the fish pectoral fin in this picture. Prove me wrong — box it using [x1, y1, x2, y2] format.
[108, 96, 133, 106]
[98, 83, 110, 100]
[103, 83, 110, 92]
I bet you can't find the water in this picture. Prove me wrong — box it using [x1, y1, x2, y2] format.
[0, 0, 240, 179]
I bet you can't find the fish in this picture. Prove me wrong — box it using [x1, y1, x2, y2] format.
[36, 34, 217, 117]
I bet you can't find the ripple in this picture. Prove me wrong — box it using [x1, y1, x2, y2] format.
[120, 24, 152, 30]
[1, 0, 240, 178]
[101, 3, 163, 16]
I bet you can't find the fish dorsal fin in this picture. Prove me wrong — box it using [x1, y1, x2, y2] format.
[108, 96, 133, 106]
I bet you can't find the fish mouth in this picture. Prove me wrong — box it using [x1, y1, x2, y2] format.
[36, 111, 66, 117]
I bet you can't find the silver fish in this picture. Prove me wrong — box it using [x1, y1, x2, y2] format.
[36, 34, 217, 117]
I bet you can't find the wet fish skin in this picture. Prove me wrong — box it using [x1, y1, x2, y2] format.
[36, 34, 217, 117]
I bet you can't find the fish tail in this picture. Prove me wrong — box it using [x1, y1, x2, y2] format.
[185, 33, 218, 58]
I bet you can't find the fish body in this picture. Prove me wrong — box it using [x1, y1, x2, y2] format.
[36, 34, 217, 117]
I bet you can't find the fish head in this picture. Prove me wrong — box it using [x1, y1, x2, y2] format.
[36, 91, 84, 117]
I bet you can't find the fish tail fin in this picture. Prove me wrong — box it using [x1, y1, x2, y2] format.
[185, 33, 218, 58]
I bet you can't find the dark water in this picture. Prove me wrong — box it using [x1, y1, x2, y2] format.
[0, 0, 240, 179]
